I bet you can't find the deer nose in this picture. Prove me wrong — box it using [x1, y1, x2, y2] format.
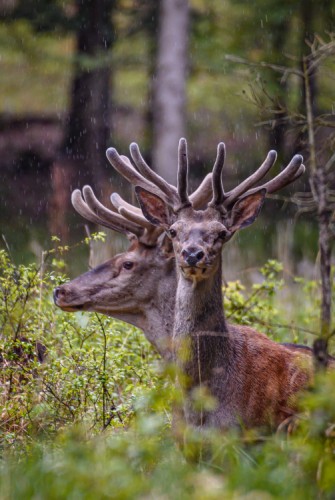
[53, 287, 65, 303]
[182, 247, 205, 266]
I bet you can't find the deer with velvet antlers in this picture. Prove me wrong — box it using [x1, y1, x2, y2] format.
[54, 163, 213, 360]
[123, 139, 318, 430]
[54, 144, 316, 365]
[55, 140, 333, 429]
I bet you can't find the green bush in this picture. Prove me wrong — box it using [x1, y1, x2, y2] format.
[0, 248, 334, 499]
[0, 248, 158, 446]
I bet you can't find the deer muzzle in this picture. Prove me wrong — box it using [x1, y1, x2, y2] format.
[181, 247, 205, 267]
[53, 285, 87, 311]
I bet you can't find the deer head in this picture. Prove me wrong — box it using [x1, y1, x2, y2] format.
[53, 153, 213, 358]
[135, 139, 305, 284]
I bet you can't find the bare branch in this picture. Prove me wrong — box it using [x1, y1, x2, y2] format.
[225, 54, 303, 78]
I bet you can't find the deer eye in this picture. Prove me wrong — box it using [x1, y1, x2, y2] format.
[218, 230, 227, 240]
[122, 261, 134, 270]
[168, 229, 177, 238]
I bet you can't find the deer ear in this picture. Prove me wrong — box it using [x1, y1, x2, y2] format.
[228, 188, 266, 233]
[135, 187, 173, 228]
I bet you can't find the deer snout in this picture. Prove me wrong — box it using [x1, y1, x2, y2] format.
[181, 247, 205, 267]
[53, 285, 85, 311]
[53, 286, 64, 304]
[53, 285, 73, 305]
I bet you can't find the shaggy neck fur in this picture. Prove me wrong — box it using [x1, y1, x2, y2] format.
[174, 259, 227, 339]
[173, 258, 238, 427]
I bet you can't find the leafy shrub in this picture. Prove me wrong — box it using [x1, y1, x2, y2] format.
[0, 248, 158, 446]
[0, 248, 334, 498]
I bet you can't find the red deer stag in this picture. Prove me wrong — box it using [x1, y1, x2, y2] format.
[54, 157, 213, 360]
[117, 139, 326, 430]
[55, 146, 315, 368]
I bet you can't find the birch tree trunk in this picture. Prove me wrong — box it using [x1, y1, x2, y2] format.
[152, 0, 189, 184]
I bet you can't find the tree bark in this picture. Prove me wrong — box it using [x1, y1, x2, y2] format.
[295, 0, 318, 154]
[319, 208, 332, 335]
[63, 0, 115, 194]
[152, 0, 189, 184]
[267, 17, 290, 154]
[304, 57, 333, 367]
[145, 1, 160, 152]
[49, 0, 114, 239]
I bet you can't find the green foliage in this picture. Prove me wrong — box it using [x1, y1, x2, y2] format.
[1, 373, 335, 498]
[0, 250, 335, 498]
[0, 248, 158, 446]
[224, 259, 284, 338]
[3, 0, 72, 33]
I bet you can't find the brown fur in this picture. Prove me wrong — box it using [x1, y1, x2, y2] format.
[54, 237, 177, 360]
[53, 235, 315, 367]
[54, 207, 330, 429]
[136, 188, 326, 430]
[227, 325, 310, 427]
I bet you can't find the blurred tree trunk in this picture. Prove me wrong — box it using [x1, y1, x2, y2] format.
[64, 0, 115, 192]
[303, 57, 333, 366]
[152, 0, 189, 184]
[50, 0, 115, 239]
[144, 1, 160, 152]
[295, 0, 318, 154]
[267, 18, 290, 154]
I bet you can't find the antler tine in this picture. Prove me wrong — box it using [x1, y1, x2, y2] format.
[177, 138, 190, 207]
[189, 173, 213, 209]
[106, 148, 170, 204]
[110, 191, 142, 215]
[223, 150, 277, 207]
[114, 157, 162, 221]
[287, 164, 305, 183]
[119, 154, 134, 168]
[82, 185, 144, 235]
[71, 188, 143, 237]
[108, 141, 215, 212]
[129, 143, 179, 203]
[247, 155, 305, 197]
[260, 155, 305, 194]
[224, 155, 305, 206]
[72, 189, 103, 226]
[209, 142, 226, 207]
[111, 192, 153, 230]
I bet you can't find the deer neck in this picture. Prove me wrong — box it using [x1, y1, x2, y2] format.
[174, 257, 227, 340]
[173, 256, 233, 429]
[139, 262, 176, 361]
[106, 304, 174, 362]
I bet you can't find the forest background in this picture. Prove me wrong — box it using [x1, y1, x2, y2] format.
[0, 1, 335, 498]
[0, 0, 334, 279]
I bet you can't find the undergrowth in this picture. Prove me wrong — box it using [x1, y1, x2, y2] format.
[0, 245, 334, 499]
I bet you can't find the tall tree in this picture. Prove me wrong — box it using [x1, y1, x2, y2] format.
[151, 0, 189, 184]
[50, 0, 115, 239]
[63, 0, 115, 192]
[1, 0, 116, 237]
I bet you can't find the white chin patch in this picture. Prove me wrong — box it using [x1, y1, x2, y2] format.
[181, 266, 207, 282]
